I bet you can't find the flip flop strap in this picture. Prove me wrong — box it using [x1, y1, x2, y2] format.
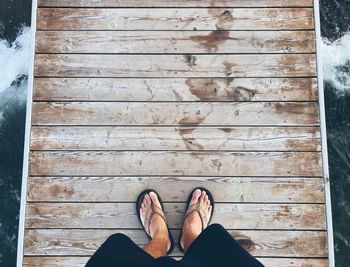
[144, 203, 166, 236]
[185, 200, 208, 230]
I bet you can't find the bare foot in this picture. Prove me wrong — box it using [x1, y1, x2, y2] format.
[180, 189, 212, 252]
[140, 192, 171, 251]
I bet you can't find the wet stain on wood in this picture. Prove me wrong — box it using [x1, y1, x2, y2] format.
[184, 55, 197, 67]
[185, 78, 257, 101]
[273, 102, 317, 118]
[274, 205, 292, 221]
[177, 105, 214, 150]
[223, 60, 235, 76]
[231, 230, 257, 252]
[49, 183, 75, 198]
[219, 128, 232, 133]
[208, 9, 235, 30]
[178, 124, 204, 150]
[190, 30, 231, 52]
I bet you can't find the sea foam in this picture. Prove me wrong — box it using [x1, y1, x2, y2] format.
[322, 32, 350, 93]
[0, 27, 32, 94]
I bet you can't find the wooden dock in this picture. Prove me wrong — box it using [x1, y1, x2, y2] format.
[21, 0, 330, 266]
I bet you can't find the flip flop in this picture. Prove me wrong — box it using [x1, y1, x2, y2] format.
[178, 187, 215, 253]
[136, 189, 174, 255]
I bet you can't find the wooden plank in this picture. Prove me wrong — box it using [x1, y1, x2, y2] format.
[37, 0, 313, 8]
[259, 258, 328, 267]
[29, 151, 323, 176]
[30, 126, 321, 151]
[31, 102, 320, 126]
[35, 31, 315, 54]
[23, 229, 327, 257]
[25, 203, 326, 230]
[27, 176, 325, 203]
[33, 78, 318, 102]
[23, 256, 328, 267]
[34, 54, 317, 78]
[36, 8, 314, 31]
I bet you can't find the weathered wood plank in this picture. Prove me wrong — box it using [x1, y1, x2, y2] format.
[23, 256, 328, 267]
[35, 31, 315, 54]
[31, 102, 320, 126]
[25, 203, 326, 229]
[33, 78, 318, 102]
[27, 176, 325, 203]
[24, 229, 327, 257]
[29, 151, 323, 177]
[259, 258, 328, 267]
[37, 0, 313, 8]
[30, 126, 321, 151]
[36, 8, 314, 31]
[34, 54, 317, 77]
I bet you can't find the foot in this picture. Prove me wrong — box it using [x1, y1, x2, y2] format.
[180, 189, 213, 252]
[140, 192, 171, 251]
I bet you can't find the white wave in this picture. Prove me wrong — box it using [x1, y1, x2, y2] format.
[322, 32, 350, 93]
[0, 27, 32, 94]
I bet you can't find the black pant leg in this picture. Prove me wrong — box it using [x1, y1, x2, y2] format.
[182, 224, 264, 267]
[86, 233, 155, 267]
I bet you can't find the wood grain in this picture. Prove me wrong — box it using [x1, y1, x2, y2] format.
[30, 126, 321, 151]
[35, 31, 315, 54]
[23, 256, 328, 267]
[24, 229, 327, 257]
[36, 8, 314, 31]
[34, 54, 317, 78]
[31, 102, 320, 126]
[27, 176, 325, 203]
[37, 0, 313, 8]
[33, 77, 318, 102]
[25, 202, 326, 229]
[23, 0, 329, 264]
[29, 151, 323, 177]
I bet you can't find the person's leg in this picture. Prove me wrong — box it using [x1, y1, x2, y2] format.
[183, 224, 264, 267]
[143, 232, 168, 258]
[140, 192, 170, 258]
[180, 189, 212, 252]
[86, 191, 172, 266]
[85, 233, 154, 267]
[179, 189, 263, 266]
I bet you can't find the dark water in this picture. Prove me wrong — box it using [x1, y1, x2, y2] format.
[0, 1, 349, 266]
[0, 0, 31, 266]
[320, 0, 350, 265]
[325, 83, 350, 266]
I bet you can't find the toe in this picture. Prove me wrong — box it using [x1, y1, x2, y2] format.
[200, 191, 206, 202]
[149, 191, 161, 209]
[191, 189, 202, 203]
[145, 194, 151, 204]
